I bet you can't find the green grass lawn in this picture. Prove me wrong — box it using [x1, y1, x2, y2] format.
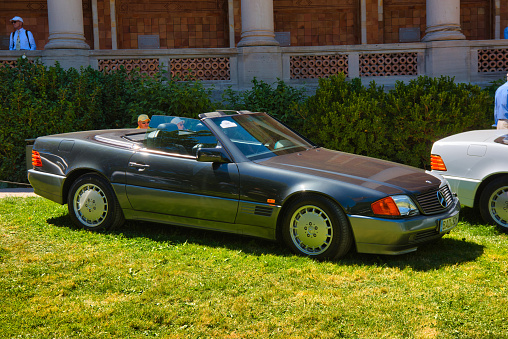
[1, 197, 507, 338]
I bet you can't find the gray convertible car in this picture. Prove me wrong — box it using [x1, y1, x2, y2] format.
[28, 111, 459, 259]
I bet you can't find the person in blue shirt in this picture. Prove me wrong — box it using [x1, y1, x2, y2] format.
[505, 26, 508, 39]
[9, 16, 36, 51]
[494, 74, 508, 129]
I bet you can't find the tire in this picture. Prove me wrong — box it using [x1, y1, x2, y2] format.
[282, 195, 353, 260]
[67, 174, 125, 231]
[479, 177, 508, 233]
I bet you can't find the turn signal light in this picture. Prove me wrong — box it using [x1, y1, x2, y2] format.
[371, 197, 400, 216]
[32, 150, 42, 167]
[430, 154, 447, 171]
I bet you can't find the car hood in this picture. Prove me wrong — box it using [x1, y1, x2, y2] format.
[435, 129, 508, 144]
[258, 148, 441, 196]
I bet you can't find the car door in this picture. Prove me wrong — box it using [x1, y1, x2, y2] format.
[124, 127, 240, 224]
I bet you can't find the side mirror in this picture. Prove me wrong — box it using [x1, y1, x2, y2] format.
[196, 147, 231, 163]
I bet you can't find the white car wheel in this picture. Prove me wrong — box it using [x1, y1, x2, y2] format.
[282, 195, 353, 260]
[479, 177, 508, 233]
[67, 174, 125, 231]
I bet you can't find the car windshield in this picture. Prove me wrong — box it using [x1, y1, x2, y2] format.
[210, 113, 314, 160]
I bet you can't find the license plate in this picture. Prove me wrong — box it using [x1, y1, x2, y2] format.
[439, 213, 459, 232]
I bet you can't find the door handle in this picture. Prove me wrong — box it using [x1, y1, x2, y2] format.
[128, 162, 150, 171]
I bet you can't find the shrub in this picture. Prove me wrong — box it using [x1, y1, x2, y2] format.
[301, 74, 393, 160]
[120, 71, 215, 124]
[384, 76, 492, 167]
[1, 60, 495, 185]
[0, 58, 215, 184]
[220, 78, 307, 127]
[300, 74, 493, 169]
[484, 76, 506, 98]
[0, 59, 109, 185]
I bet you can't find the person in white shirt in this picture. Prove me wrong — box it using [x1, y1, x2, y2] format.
[9, 16, 36, 51]
[495, 74, 508, 129]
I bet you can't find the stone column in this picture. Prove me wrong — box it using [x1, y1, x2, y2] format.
[494, 0, 501, 39]
[43, 0, 90, 69]
[422, 0, 469, 82]
[45, 0, 90, 49]
[91, 0, 99, 50]
[110, 0, 118, 50]
[237, 0, 279, 47]
[228, 0, 235, 48]
[360, 0, 367, 44]
[236, 0, 282, 89]
[422, 0, 465, 42]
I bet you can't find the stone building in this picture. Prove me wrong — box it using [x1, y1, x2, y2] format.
[1, 0, 508, 89]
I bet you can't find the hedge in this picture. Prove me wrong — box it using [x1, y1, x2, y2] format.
[299, 74, 494, 169]
[0, 59, 497, 185]
[0, 58, 214, 184]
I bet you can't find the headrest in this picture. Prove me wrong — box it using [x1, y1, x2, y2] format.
[157, 123, 179, 132]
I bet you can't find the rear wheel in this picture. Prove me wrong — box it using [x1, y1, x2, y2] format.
[479, 177, 508, 233]
[282, 195, 353, 260]
[67, 174, 124, 231]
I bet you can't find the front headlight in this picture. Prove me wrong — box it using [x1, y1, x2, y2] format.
[371, 195, 420, 217]
[392, 195, 420, 216]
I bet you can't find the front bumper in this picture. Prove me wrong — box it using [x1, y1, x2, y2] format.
[440, 174, 480, 208]
[349, 196, 460, 255]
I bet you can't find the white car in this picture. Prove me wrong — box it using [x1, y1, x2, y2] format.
[431, 129, 508, 232]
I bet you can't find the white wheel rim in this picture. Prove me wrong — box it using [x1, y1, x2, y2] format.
[73, 183, 108, 227]
[289, 205, 333, 255]
[488, 186, 508, 228]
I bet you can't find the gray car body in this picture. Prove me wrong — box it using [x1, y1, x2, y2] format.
[431, 129, 508, 207]
[28, 114, 460, 255]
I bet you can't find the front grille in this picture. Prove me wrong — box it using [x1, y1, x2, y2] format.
[415, 185, 453, 215]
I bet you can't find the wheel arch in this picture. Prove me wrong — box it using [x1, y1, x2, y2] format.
[473, 173, 508, 209]
[62, 169, 110, 204]
[275, 190, 353, 243]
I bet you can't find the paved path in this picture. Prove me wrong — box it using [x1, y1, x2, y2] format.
[0, 188, 37, 198]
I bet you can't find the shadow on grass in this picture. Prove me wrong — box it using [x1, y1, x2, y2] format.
[459, 206, 485, 225]
[47, 214, 290, 257]
[47, 213, 484, 272]
[342, 237, 484, 272]
[47, 214, 80, 230]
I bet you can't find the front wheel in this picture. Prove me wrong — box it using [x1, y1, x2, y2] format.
[67, 174, 125, 231]
[282, 195, 353, 260]
[479, 177, 508, 233]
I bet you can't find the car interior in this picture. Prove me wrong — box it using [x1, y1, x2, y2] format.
[144, 118, 218, 156]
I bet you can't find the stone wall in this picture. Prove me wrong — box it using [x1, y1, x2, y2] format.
[115, 0, 229, 49]
[0, 0, 506, 51]
[273, 0, 360, 46]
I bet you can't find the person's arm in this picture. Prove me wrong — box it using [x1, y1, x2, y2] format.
[27, 31, 36, 50]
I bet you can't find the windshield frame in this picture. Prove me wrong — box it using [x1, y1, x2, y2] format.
[204, 112, 316, 161]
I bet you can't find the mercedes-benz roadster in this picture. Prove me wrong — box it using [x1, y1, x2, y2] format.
[431, 129, 508, 233]
[28, 111, 459, 259]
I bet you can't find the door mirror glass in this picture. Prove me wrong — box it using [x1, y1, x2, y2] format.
[196, 147, 231, 163]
